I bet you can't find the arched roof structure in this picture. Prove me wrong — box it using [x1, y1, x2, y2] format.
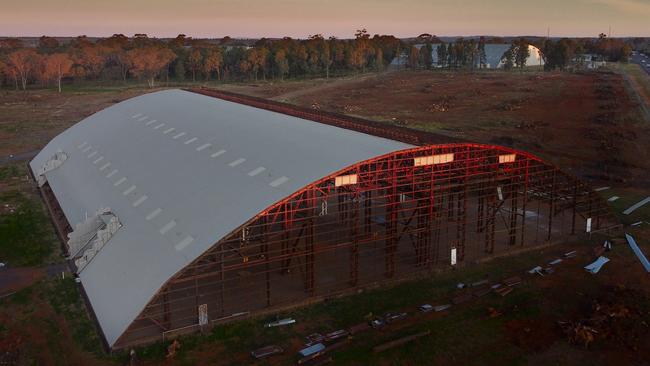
[31, 89, 612, 349]
[30, 89, 412, 346]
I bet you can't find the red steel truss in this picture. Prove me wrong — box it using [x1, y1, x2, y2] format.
[113, 143, 617, 349]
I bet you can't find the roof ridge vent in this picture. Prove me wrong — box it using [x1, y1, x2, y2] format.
[70, 208, 122, 273]
[37, 150, 68, 186]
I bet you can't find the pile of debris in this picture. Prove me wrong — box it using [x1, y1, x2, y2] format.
[558, 286, 649, 349]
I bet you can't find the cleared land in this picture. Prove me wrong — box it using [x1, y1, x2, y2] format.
[1, 69, 649, 365]
[221, 69, 650, 189]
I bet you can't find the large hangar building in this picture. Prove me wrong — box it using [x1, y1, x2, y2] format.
[30, 89, 614, 349]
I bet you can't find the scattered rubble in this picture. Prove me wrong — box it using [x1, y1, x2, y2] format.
[503, 276, 522, 287]
[383, 312, 408, 324]
[558, 321, 598, 348]
[324, 329, 349, 342]
[564, 250, 577, 258]
[369, 318, 385, 329]
[305, 333, 325, 346]
[495, 286, 514, 297]
[603, 240, 612, 251]
[251, 345, 283, 359]
[265, 317, 295, 328]
[559, 286, 649, 350]
[251, 243, 643, 362]
[433, 304, 452, 312]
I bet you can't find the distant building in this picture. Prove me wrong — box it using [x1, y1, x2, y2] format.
[392, 43, 544, 69]
[573, 54, 607, 69]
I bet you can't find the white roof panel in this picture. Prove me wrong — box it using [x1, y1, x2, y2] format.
[30, 89, 412, 346]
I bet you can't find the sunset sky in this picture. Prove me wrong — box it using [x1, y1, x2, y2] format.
[2, 0, 649, 38]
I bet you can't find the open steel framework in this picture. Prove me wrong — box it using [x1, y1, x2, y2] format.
[110, 142, 615, 348]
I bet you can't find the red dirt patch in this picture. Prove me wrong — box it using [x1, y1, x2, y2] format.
[272, 70, 650, 189]
[0, 267, 44, 296]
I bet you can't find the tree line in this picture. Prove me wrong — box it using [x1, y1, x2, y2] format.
[0, 32, 635, 91]
[0, 30, 400, 91]
[541, 34, 632, 71]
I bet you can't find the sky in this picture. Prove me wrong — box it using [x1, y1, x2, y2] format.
[1, 0, 649, 38]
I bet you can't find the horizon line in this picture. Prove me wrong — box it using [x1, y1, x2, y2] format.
[2, 32, 649, 39]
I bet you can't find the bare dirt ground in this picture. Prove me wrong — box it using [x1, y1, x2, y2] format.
[225, 70, 650, 190]
[0, 267, 44, 296]
[0, 88, 150, 159]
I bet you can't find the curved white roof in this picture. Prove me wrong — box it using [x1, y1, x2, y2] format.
[30, 89, 412, 346]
